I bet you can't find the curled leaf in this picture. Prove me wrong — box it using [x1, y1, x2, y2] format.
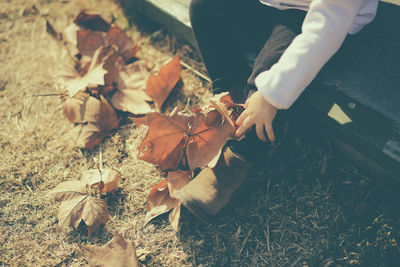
[81, 232, 141, 267]
[145, 55, 181, 110]
[209, 92, 244, 130]
[145, 171, 192, 231]
[145, 178, 178, 225]
[82, 168, 120, 194]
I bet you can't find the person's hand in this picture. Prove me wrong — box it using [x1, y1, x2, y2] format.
[235, 91, 277, 142]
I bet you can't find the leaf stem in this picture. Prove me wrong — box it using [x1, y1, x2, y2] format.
[99, 143, 103, 170]
[32, 93, 63, 97]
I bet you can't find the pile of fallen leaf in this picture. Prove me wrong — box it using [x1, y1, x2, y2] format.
[47, 11, 182, 149]
[46, 11, 245, 265]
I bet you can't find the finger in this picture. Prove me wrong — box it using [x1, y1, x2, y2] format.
[256, 123, 266, 142]
[235, 117, 253, 137]
[265, 123, 275, 142]
[235, 110, 248, 126]
[244, 98, 251, 109]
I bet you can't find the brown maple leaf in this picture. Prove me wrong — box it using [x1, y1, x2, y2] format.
[68, 95, 119, 149]
[145, 55, 181, 110]
[186, 110, 236, 171]
[111, 60, 152, 114]
[47, 180, 109, 234]
[132, 108, 234, 171]
[145, 171, 191, 231]
[76, 30, 106, 58]
[82, 168, 119, 194]
[131, 111, 189, 170]
[81, 232, 141, 267]
[76, 25, 139, 64]
[106, 26, 140, 64]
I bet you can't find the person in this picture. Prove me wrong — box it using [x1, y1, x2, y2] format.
[177, 0, 380, 222]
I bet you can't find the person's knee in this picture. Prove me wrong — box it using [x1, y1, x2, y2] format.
[189, 0, 215, 21]
[190, 0, 206, 19]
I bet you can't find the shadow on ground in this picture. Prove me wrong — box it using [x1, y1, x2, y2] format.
[178, 118, 400, 266]
[114, 4, 399, 265]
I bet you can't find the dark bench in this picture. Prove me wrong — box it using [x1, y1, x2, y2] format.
[121, 0, 400, 180]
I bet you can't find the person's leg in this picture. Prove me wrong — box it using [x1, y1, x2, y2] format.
[189, 0, 278, 102]
[180, 3, 306, 222]
[229, 8, 306, 164]
[247, 8, 305, 89]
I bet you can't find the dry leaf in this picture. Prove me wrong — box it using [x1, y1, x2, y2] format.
[145, 171, 191, 231]
[74, 10, 111, 32]
[167, 171, 192, 199]
[145, 55, 181, 110]
[144, 178, 178, 225]
[106, 26, 140, 64]
[76, 25, 138, 63]
[209, 92, 245, 130]
[63, 23, 80, 49]
[83, 168, 120, 194]
[76, 30, 106, 58]
[81, 232, 140, 267]
[131, 112, 189, 170]
[47, 180, 109, 234]
[168, 204, 181, 232]
[132, 109, 234, 171]
[69, 95, 119, 149]
[61, 48, 107, 97]
[186, 110, 235, 171]
[63, 91, 100, 123]
[111, 60, 152, 114]
[167, 171, 192, 231]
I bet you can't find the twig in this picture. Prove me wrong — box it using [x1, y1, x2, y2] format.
[239, 229, 252, 256]
[180, 60, 211, 83]
[181, 97, 191, 113]
[265, 222, 271, 255]
[32, 93, 63, 97]
[99, 143, 103, 170]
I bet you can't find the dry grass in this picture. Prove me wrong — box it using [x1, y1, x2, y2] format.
[1, 0, 399, 266]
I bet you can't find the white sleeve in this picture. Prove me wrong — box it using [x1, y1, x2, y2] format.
[255, 0, 363, 109]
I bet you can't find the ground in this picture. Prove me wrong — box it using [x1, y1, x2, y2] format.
[0, 0, 399, 266]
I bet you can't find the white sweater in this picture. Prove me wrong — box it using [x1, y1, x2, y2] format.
[255, 0, 379, 109]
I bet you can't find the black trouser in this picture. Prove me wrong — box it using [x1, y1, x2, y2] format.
[190, 0, 306, 101]
[190, 0, 306, 162]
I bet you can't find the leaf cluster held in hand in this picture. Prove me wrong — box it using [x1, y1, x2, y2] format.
[209, 92, 245, 130]
[134, 94, 243, 229]
[132, 106, 235, 172]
